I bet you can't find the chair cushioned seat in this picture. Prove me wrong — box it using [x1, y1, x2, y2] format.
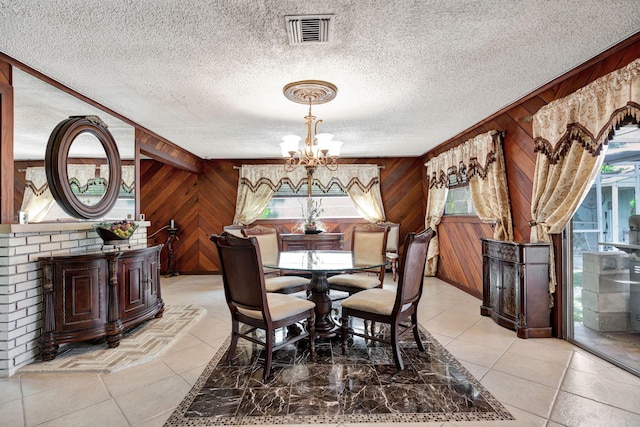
[265, 276, 310, 293]
[386, 252, 398, 260]
[342, 288, 410, 315]
[238, 293, 315, 321]
[328, 273, 381, 290]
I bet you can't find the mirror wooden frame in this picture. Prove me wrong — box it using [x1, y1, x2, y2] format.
[45, 115, 122, 219]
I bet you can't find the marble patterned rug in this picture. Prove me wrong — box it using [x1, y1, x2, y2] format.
[20, 305, 206, 373]
[164, 321, 513, 426]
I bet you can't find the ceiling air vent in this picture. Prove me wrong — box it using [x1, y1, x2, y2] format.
[285, 14, 335, 44]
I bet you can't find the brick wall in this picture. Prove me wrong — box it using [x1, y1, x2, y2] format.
[0, 222, 149, 377]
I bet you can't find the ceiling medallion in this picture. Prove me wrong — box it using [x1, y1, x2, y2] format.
[283, 80, 338, 105]
[280, 80, 342, 174]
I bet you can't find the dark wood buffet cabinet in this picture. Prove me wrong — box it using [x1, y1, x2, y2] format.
[480, 238, 552, 338]
[39, 245, 164, 361]
[279, 233, 344, 251]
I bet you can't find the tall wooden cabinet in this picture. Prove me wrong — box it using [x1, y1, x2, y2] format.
[39, 245, 164, 361]
[480, 239, 552, 338]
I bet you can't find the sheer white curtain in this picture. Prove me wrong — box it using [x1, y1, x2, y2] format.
[233, 164, 385, 225]
[530, 57, 640, 299]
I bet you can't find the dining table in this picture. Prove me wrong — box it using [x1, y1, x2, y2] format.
[265, 250, 387, 339]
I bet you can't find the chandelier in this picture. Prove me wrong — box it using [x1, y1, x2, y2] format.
[280, 80, 342, 173]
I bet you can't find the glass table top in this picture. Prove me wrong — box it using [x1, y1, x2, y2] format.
[266, 250, 386, 272]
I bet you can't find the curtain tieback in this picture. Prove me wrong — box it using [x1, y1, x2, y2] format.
[528, 220, 537, 227]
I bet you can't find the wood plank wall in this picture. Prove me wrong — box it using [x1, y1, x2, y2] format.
[423, 36, 640, 329]
[141, 157, 426, 274]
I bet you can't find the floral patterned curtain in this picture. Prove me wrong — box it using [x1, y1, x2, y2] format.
[424, 130, 513, 275]
[423, 186, 447, 276]
[233, 164, 385, 225]
[530, 57, 640, 299]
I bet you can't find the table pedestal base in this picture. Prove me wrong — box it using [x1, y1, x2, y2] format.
[309, 272, 338, 339]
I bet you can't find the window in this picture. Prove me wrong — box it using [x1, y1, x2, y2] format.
[259, 182, 360, 219]
[443, 170, 475, 215]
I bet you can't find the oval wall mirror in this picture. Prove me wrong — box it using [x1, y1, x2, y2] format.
[45, 115, 122, 219]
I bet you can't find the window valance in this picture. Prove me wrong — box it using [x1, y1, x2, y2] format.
[233, 164, 385, 225]
[238, 164, 380, 194]
[424, 130, 503, 189]
[533, 57, 640, 164]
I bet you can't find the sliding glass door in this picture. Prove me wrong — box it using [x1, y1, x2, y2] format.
[567, 124, 640, 376]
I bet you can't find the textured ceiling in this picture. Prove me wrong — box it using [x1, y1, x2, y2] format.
[2, 1, 640, 161]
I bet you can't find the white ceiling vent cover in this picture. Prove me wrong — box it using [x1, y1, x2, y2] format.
[285, 14, 335, 44]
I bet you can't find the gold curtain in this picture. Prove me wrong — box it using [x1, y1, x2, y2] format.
[467, 131, 513, 241]
[423, 130, 514, 275]
[424, 186, 447, 276]
[531, 57, 640, 298]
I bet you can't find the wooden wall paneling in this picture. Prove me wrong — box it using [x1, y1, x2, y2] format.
[619, 42, 640, 67]
[140, 157, 425, 274]
[140, 160, 199, 274]
[137, 129, 203, 173]
[0, 72, 14, 223]
[437, 216, 493, 298]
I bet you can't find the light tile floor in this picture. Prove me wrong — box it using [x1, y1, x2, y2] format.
[2, 274, 640, 427]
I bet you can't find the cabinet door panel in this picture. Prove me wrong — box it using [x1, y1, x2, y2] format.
[501, 263, 517, 318]
[314, 241, 340, 250]
[283, 242, 309, 251]
[120, 256, 147, 316]
[60, 261, 107, 330]
[147, 250, 160, 306]
[489, 260, 500, 310]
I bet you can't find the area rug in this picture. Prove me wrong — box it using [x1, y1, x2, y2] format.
[164, 322, 514, 426]
[20, 305, 206, 373]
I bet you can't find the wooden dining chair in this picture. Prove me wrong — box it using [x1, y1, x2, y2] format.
[211, 232, 316, 381]
[242, 224, 310, 294]
[328, 223, 389, 296]
[380, 221, 401, 281]
[340, 228, 435, 371]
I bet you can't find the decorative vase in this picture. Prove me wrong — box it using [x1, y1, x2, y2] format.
[304, 223, 322, 234]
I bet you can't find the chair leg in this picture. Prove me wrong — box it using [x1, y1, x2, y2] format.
[341, 312, 349, 355]
[227, 320, 239, 363]
[308, 312, 316, 360]
[392, 259, 398, 282]
[263, 328, 274, 382]
[391, 322, 404, 371]
[412, 312, 424, 352]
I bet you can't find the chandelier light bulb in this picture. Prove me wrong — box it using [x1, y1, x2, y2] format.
[280, 135, 301, 158]
[328, 140, 342, 157]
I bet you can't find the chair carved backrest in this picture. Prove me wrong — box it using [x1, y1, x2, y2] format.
[223, 224, 247, 238]
[211, 232, 271, 322]
[242, 225, 280, 269]
[380, 222, 400, 254]
[352, 223, 389, 281]
[393, 228, 435, 313]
